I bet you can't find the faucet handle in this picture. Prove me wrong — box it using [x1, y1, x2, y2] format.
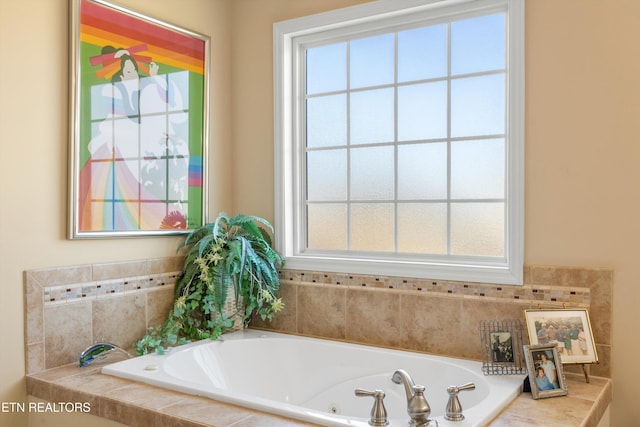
[444, 382, 476, 421]
[355, 388, 389, 426]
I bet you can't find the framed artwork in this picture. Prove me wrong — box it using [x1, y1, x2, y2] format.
[524, 308, 598, 365]
[523, 343, 568, 399]
[479, 319, 526, 375]
[69, 0, 209, 238]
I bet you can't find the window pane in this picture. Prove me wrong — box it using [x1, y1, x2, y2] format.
[307, 94, 347, 148]
[398, 142, 447, 200]
[451, 139, 505, 199]
[398, 82, 447, 141]
[350, 34, 394, 88]
[307, 43, 347, 94]
[350, 203, 394, 251]
[451, 74, 505, 137]
[398, 24, 447, 82]
[350, 146, 394, 200]
[451, 13, 505, 75]
[307, 203, 348, 250]
[397, 203, 447, 254]
[451, 202, 504, 257]
[307, 149, 347, 201]
[350, 88, 394, 144]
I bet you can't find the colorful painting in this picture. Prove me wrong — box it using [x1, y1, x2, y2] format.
[69, 0, 209, 238]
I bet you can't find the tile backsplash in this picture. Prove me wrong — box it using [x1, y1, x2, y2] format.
[24, 259, 612, 379]
[24, 257, 183, 374]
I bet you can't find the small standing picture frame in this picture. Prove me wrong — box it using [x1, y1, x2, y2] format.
[479, 319, 526, 375]
[524, 308, 598, 365]
[524, 343, 568, 399]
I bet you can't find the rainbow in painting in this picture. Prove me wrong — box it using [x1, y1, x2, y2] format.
[76, 0, 207, 234]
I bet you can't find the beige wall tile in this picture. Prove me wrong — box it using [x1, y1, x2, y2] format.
[29, 265, 92, 287]
[44, 302, 92, 369]
[92, 260, 148, 281]
[400, 293, 462, 355]
[252, 281, 297, 333]
[146, 287, 175, 330]
[93, 294, 147, 350]
[146, 256, 184, 275]
[346, 288, 400, 347]
[298, 284, 345, 339]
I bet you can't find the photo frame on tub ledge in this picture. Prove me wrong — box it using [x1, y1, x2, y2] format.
[523, 343, 568, 400]
[68, 0, 210, 238]
[479, 319, 527, 375]
[524, 308, 598, 383]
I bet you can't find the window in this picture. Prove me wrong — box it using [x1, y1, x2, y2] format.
[274, 0, 524, 284]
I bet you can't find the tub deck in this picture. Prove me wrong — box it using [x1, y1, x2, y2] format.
[26, 352, 611, 427]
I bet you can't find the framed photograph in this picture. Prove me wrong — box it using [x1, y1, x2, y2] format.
[69, 0, 209, 238]
[524, 343, 568, 399]
[479, 319, 526, 375]
[524, 309, 598, 365]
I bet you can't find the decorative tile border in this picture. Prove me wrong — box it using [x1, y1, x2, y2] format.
[43, 272, 180, 305]
[279, 269, 592, 307]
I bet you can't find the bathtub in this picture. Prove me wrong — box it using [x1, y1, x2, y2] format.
[102, 330, 524, 426]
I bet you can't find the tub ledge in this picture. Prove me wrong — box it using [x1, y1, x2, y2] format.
[26, 362, 612, 427]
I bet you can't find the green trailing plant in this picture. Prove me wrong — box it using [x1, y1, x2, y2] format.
[135, 212, 285, 355]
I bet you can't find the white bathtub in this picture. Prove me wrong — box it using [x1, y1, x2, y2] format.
[102, 330, 524, 426]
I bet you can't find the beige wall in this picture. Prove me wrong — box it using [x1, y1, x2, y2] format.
[1, 0, 639, 426]
[0, 0, 231, 426]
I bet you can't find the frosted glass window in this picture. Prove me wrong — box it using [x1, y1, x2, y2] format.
[307, 94, 347, 148]
[451, 13, 505, 75]
[350, 88, 395, 145]
[307, 149, 347, 201]
[350, 34, 394, 89]
[451, 203, 504, 256]
[350, 146, 394, 200]
[398, 25, 447, 82]
[398, 82, 448, 141]
[397, 203, 447, 254]
[451, 74, 505, 138]
[307, 43, 347, 94]
[308, 204, 348, 250]
[276, 0, 523, 284]
[350, 203, 394, 251]
[451, 139, 505, 199]
[398, 143, 447, 200]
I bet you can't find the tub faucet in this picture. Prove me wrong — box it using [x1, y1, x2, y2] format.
[79, 342, 133, 367]
[391, 369, 431, 426]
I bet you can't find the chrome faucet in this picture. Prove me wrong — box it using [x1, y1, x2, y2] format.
[391, 369, 431, 426]
[79, 342, 133, 367]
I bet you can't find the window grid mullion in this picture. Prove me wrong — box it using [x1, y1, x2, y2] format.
[446, 21, 452, 256]
[393, 31, 399, 254]
[346, 40, 352, 251]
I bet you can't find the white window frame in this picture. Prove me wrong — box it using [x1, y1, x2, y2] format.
[274, 0, 524, 285]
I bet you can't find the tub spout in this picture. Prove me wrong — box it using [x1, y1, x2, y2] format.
[391, 369, 431, 426]
[79, 342, 133, 367]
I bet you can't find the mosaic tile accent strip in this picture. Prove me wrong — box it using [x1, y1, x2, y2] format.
[279, 268, 591, 307]
[43, 272, 180, 305]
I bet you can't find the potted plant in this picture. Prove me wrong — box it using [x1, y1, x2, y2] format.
[136, 212, 285, 355]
